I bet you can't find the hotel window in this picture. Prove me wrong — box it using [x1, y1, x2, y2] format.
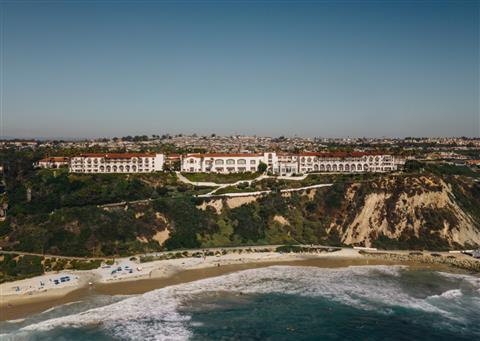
[226, 159, 235, 165]
[215, 159, 224, 165]
[237, 159, 246, 165]
[250, 160, 256, 165]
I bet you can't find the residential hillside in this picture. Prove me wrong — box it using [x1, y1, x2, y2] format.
[0, 155, 479, 256]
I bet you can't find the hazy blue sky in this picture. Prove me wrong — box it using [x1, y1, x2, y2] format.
[1, 0, 479, 138]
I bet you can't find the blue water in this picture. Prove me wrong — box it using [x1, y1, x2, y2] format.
[1, 265, 479, 340]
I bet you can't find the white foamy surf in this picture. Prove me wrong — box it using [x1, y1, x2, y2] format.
[11, 265, 480, 340]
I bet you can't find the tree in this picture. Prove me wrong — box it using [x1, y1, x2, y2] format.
[257, 162, 268, 173]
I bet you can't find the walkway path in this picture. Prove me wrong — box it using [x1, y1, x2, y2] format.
[176, 171, 336, 197]
[175, 172, 310, 187]
[197, 183, 333, 198]
[176, 171, 271, 196]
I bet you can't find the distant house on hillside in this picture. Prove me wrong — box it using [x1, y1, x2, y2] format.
[466, 160, 480, 168]
[36, 157, 70, 169]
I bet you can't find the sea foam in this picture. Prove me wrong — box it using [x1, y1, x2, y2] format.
[17, 265, 480, 340]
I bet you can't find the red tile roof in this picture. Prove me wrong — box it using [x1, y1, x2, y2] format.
[298, 152, 385, 158]
[79, 153, 157, 159]
[186, 153, 263, 158]
[39, 157, 69, 163]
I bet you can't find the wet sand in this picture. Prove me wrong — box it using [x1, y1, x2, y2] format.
[0, 256, 455, 321]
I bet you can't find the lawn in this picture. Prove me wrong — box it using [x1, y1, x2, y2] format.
[182, 172, 260, 184]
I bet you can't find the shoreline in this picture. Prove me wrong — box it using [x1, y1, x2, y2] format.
[1, 248, 478, 322]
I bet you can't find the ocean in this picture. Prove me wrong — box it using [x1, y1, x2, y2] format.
[1, 265, 479, 340]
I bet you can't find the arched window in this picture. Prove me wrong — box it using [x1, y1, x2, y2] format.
[106, 166, 111, 172]
[339, 164, 344, 171]
[332, 164, 337, 171]
[237, 159, 246, 165]
[345, 164, 350, 171]
[226, 159, 235, 165]
[351, 164, 356, 171]
[326, 164, 331, 171]
[357, 164, 362, 171]
[314, 164, 319, 171]
[320, 164, 325, 171]
[364, 164, 369, 171]
[215, 159, 224, 165]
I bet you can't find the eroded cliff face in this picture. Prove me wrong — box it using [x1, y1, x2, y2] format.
[331, 175, 480, 248]
[191, 174, 480, 250]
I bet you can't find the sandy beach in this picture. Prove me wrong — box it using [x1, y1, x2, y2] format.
[0, 247, 474, 321]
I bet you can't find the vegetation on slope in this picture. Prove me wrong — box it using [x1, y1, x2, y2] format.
[1, 153, 479, 256]
[0, 253, 102, 283]
[182, 172, 260, 184]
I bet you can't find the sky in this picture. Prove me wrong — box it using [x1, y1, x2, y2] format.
[1, 0, 479, 139]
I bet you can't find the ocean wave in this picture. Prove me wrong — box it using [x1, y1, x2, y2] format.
[18, 265, 479, 340]
[428, 289, 463, 300]
[436, 271, 480, 288]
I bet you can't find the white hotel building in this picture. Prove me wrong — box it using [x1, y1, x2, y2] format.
[69, 153, 164, 173]
[275, 152, 399, 175]
[182, 152, 403, 175]
[181, 153, 266, 173]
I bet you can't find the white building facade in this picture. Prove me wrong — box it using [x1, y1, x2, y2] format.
[181, 153, 266, 173]
[181, 152, 403, 175]
[36, 157, 70, 169]
[278, 152, 400, 175]
[69, 153, 164, 174]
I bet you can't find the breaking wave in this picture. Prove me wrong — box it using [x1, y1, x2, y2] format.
[12, 265, 480, 340]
